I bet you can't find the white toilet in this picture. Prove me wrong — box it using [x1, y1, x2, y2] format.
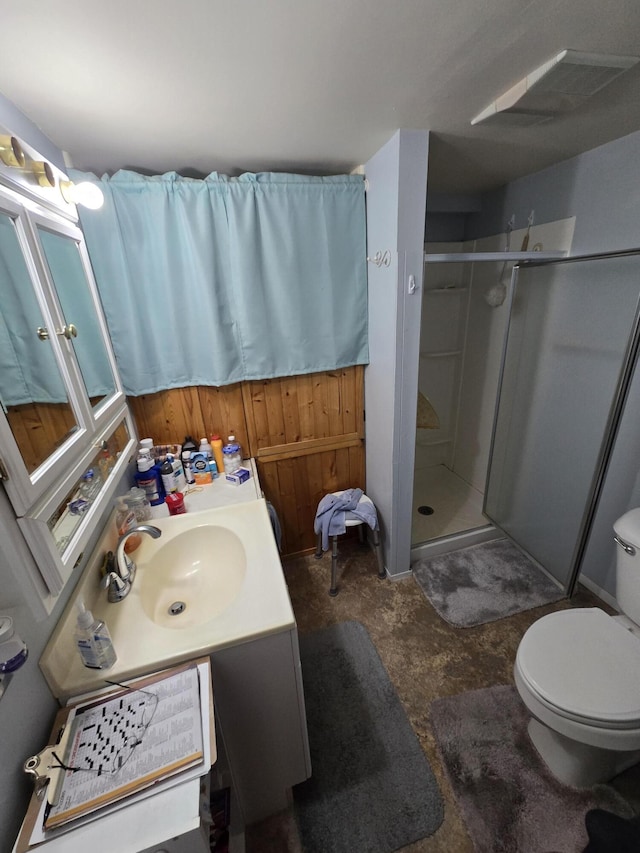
[514, 507, 640, 788]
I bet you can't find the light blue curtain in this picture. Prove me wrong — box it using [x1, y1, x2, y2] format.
[0, 211, 68, 406]
[72, 169, 368, 395]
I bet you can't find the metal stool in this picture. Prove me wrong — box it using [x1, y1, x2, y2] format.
[314, 491, 386, 596]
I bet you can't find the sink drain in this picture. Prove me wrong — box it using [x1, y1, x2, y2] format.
[168, 601, 186, 616]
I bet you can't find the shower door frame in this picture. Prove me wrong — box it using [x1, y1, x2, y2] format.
[413, 250, 564, 557]
[484, 248, 640, 596]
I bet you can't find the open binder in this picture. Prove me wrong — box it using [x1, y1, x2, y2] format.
[16, 658, 215, 852]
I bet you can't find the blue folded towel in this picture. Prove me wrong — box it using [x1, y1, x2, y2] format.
[314, 488, 378, 552]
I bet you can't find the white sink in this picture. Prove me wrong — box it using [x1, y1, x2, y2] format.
[40, 498, 295, 701]
[138, 525, 247, 629]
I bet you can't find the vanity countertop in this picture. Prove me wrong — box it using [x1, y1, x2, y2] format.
[40, 477, 294, 702]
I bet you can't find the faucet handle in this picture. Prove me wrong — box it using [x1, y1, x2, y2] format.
[101, 571, 130, 602]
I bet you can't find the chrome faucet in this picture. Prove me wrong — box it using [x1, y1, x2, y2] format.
[104, 525, 162, 602]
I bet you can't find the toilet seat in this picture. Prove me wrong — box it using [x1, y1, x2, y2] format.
[516, 608, 640, 729]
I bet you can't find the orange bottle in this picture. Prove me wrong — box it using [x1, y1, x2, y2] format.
[210, 434, 225, 477]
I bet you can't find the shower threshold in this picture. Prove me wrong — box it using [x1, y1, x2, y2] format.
[411, 524, 502, 562]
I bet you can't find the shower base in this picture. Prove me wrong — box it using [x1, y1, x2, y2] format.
[411, 464, 499, 557]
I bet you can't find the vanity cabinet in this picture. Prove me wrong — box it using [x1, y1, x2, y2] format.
[0, 159, 135, 608]
[211, 627, 311, 825]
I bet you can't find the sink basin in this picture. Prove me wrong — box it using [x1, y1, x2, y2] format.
[138, 525, 247, 629]
[40, 498, 297, 702]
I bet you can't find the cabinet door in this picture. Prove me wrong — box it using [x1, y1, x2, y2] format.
[0, 188, 124, 515]
[0, 194, 87, 514]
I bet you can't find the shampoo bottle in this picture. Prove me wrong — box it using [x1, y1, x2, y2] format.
[75, 600, 117, 669]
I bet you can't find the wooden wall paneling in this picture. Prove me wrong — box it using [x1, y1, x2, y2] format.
[242, 381, 268, 456]
[280, 377, 302, 444]
[274, 457, 303, 555]
[197, 384, 247, 453]
[311, 372, 331, 438]
[326, 371, 344, 435]
[264, 379, 287, 447]
[6, 402, 77, 474]
[295, 373, 315, 441]
[128, 388, 201, 444]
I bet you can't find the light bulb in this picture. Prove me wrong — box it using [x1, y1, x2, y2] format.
[60, 180, 104, 210]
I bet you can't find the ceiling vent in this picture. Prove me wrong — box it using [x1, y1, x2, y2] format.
[471, 50, 640, 127]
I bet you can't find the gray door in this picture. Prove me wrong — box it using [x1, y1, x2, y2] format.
[484, 252, 640, 593]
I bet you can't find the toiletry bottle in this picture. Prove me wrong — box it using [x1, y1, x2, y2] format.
[210, 433, 225, 477]
[75, 600, 117, 670]
[134, 452, 165, 505]
[171, 453, 187, 492]
[223, 435, 242, 474]
[165, 492, 186, 515]
[78, 467, 102, 502]
[182, 450, 195, 485]
[98, 440, 116, 480]
[199, 437, 218, 478]
[115, 497, 141, 551]
[182, 436, 198, 455]
[161, 454, 177, 494]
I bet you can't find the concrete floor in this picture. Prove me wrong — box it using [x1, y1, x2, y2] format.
[245, 537, 621, 852]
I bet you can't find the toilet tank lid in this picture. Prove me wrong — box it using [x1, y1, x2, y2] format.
[614, 508, 640, 547]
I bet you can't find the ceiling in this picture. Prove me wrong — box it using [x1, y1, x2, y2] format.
[1, 0, 639, 195]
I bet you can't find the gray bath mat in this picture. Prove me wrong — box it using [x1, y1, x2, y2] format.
[430, 685, 634, 853]
[412, 538, 564, 627]
[294, 620, 443, 853]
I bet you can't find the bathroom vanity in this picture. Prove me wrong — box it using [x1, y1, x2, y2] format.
[35, 477, 311, 849]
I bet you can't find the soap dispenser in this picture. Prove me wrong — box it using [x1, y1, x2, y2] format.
[74, 600, 117, 670]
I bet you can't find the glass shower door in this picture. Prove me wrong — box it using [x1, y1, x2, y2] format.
[484, 252, 640, 592]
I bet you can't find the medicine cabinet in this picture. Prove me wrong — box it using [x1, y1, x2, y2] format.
[0, 143, 137, 610]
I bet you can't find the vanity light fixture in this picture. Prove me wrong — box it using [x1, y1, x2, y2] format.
[31, 160, 56, 188]
[0, 134, 25, 168]
[59, 180, 104, 210]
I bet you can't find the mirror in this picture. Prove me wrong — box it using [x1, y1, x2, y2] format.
[0, 210, 79, 473]
[47, 417, 131, 555]
[37, 226, 117, 410]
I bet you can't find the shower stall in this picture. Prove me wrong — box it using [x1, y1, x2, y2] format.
[412, 236, 640, 594]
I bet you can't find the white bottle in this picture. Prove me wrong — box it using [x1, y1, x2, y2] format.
[75, 600, 117, 669]
[223, 435, 242, 475]
[171, 454, 187, 492]
[182, 450, 195, 485]
[199, 437, 218, 477]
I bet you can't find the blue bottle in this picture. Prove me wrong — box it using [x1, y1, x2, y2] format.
[134, 453, 165, 506]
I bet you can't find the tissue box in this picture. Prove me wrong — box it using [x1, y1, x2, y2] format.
[225, 467, 251, 485]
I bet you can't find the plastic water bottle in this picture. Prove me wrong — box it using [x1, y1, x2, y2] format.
[223, 435, 242, 475]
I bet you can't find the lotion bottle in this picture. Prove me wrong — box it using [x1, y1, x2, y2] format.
[75, 600, 117, 670]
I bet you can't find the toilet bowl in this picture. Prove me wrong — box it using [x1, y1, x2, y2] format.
[515, 607, 640, 787]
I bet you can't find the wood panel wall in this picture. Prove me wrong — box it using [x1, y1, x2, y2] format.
[127, 366, 365, 557]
